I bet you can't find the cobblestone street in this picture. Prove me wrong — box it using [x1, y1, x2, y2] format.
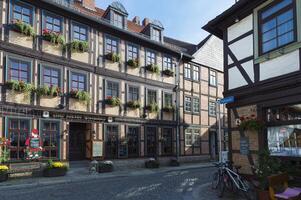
[0, 166, 248, 200]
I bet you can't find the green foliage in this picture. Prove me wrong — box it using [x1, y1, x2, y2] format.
[239, 118, 264, 131]
[106, 96, 121, 107]
[69, 90, 91, 105]
[146, 103, 159, 113]
[162, 69, 174, 77]
[127, 59, 139, 68]
[36, 85, 61, 97]
[5, 80, 35, 97]
[106, 53, 121, 63]
[145, 64, 160, 74]
[42, 29, 65, 46]
[162, 105, 175, 112]
[69, 40, 89, 53]
[127, 100, 141, 109]
[252, 149, 281, 190]
[12, 20, 35, 37]
[0, 149, 9, 164]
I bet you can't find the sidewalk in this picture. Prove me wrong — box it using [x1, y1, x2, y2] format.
[0, 162, 213, 191]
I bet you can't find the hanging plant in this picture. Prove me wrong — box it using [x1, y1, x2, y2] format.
[36, 85, 62, 97]
[238, 114, 264, 131]
[162, 105, 175, 113]
[127, 100, 141, 109]
[105, 96, 121, 107]
[5, 80, 35, 96]
[127, 59, 139, 68]
[42, 29, 65, 46]
[11, 19, 35, 37]
[146, 103, 159, 113]
[69, 40, 89, 53]
[145, 64, 160, 74]
[69, 90, 91, 105]
[162, 69, 174, 77]
[106, 53, 121, 63]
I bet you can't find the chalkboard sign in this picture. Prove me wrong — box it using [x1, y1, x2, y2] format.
[92, 141, 103, 157]
[240, 137, 249, 155]
[119, 144, 128, 158]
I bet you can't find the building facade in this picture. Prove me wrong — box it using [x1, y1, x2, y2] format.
[0, 0, 225, 163]
[204, 0, 301, 174]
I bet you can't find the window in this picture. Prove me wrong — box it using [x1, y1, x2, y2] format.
[105, 37, 118, 54]
[184, 63, 191, 79]
[209, 102, 217, 116]
[193, 66, 199, 81]
[164, 93, 173, 107]
[12, 2, 32, 24]
[161, 128, 172, 155]
[112, 12, 123, 28]
[163, 56, 172, 70]
[41, 121, 59, 159]
[259, 0, 295, 54]
[185, 129, 192, 146]
[152, 28, 161, 42]
[127, 44, 138, 61]
[146, 51, 156, 65]
[193, 98, 200, 113]
[209, 70, 217, 86]
[8, 58, 30, 83]
[71, 72, 86, 91]
[106, 81, 119, 98]
[127, 127, 139, 158]
[7, 118, 30, 160]
[42, 67, 60, 87]
[73, 23, 87, 41]
[44, 13, 62, 32]
[128, 86, 139, 101]
[185, 96, 192, 112]
[147, 90, 157, 104]
[105, 125, 119, 159]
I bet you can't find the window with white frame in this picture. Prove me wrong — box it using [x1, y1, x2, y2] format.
[164, 93, 173, 107]
[209, 70, 217, 86]
[185, 129, 192, 146]
[193, 98, 200, 113]
[193, 66, 199, 81]
[185, 96, 192, 112]
[152, 28, 161, 42]
[127, 44, 138, 61]
[185, 129, 200, 147]
[146, 51, 156, 65]
[147, 90, 157, 104]
[209, 101, 217, 116]
[112, 11, 123, 28]
[163, 56, 172, 70]
[184, 63, 191, 79]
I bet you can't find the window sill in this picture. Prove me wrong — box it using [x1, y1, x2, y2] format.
[255, 41, 301, 64]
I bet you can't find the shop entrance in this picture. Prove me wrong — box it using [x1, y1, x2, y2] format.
[146, 127, 157, 157]
[69, 123, 92, 161]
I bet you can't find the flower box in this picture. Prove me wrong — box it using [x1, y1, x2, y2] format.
[42, 29, 65, 46]
[162, 69, 174, 77]
[145, 64, 160, 74]
[11, 20, 35, 37]
[98, 161, 113, 173]
[145, 159, 160, 169]
[105, 96, 121, 107]
[127, 59, 139, 68]
[36, 85, 62, 97]
[127, 101, 141, 109]
[43, 168, 67, 177]
[162, 106, 175, 113]
[145, 103, 159, 113]
[69, 90, 91, 105]
[69, 40, 89, 53]
[106, 53, 121, 63]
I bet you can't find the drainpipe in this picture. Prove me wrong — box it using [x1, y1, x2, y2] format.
[175, 52, 183, 161]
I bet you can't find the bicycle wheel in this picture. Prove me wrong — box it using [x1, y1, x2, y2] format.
[240, 178, 257, 200]
[212, 171, 220, 189]
[217, 174, 225, 198]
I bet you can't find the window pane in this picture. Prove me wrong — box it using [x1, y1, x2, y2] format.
[262, 29, 277, 42]
[278, 31, 294, 46]
[262, 19, 277, 33]
[261, 0, 293, 19]
[263, 39, 277, 53]
[277, 20, 293, 35]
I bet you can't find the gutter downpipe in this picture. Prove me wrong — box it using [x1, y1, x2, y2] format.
[176, 52, 183, 161]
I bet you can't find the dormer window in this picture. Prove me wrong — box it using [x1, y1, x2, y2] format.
[112, 11, 123, 28]
[105, 2, 128, 29]
[152, 28, 161, 42]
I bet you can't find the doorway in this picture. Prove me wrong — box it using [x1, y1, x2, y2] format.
[146, 127, 157, 157]
[209, 131, 218, 160]
[69, 123, 91, 161]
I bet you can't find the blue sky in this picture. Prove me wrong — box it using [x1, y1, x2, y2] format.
[95, 0, 234, 44]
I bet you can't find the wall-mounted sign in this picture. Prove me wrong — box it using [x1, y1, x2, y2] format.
[92, 141, 103, 157]
[240, 137, 249, 155]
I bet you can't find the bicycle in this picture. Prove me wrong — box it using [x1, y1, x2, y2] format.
[212, 161, 256, 200]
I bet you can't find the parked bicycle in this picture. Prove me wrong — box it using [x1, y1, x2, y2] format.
[212, 161, 256, 200]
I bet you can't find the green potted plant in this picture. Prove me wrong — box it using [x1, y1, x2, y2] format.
[69, 40, 89, 53]
[5, 80, 35, 97]
[69, 90, 91, 105]
[127, 59, 139, 68]
[145, 103, 159, 113]
[162, 69, 174, 77]
[239, 115, 264, 132]
[98, 161, 114, 173]
[105, 96, 121, 107]
[106, 53, 121, 63]
[36, 85, 62, 97]
[0, 137, 10, 182]
[42, 29, 65, 46]
[127, 100, 141, 109]
[11, 19, 35, 37]
[145, 158, 160, 169]
[0, 165, 9, 182]
[43, 160, 68, 177]
[145, 64, 160, 74]
[162, 105, 175, 113]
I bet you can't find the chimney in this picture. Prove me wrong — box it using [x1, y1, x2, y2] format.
[82, 0, 96, 11]
[132, 16, 140, 25]
[142, 18, 150, 26]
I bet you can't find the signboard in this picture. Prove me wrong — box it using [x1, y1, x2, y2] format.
[240, 137, 249, 155]
[218, 96, 235, 104]
[92, 141, 103, 157]
[118, 144, 128, 158]
[221, 151, 229, 163]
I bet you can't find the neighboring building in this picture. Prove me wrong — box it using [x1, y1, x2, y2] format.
[0, 0, 225, 164]
[204, 0, 301, 174]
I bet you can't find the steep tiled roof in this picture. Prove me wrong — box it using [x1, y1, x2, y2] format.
[164, 37, 197, 55]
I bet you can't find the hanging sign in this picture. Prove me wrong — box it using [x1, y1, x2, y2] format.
[92, 141, 103, 157]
